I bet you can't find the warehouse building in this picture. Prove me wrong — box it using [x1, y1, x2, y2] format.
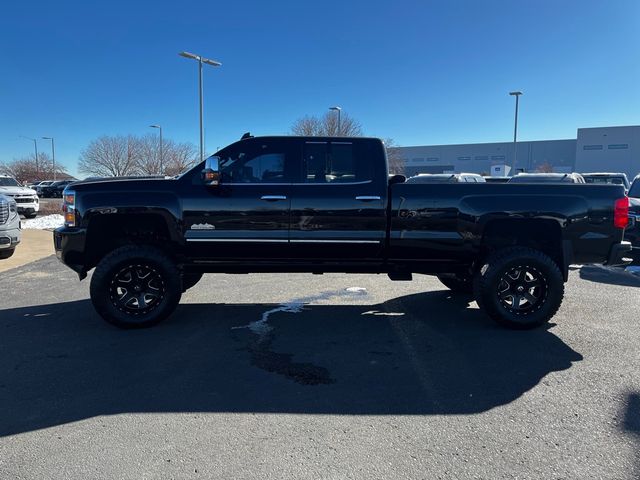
[398, 125, 640, 179]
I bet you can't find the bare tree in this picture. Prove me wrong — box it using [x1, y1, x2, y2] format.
[78, 135, 142, 177]
[291, 111, 363, 137]
[0, 153, 69, 184]
[78, 134, 199, 178]
[383, 138, 405, 175]
[163, 141, 199, 176]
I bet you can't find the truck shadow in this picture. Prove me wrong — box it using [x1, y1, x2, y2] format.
[0, 291, 582, 437]
[578, 265, 640, 287]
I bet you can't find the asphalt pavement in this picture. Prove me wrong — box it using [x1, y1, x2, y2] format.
[0, 256, 639, 479]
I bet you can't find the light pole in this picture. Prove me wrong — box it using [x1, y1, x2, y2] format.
[509, 91, 523, 172]
[179, 51, 222, 163]
[42, 136, 56, 181]
[149, 125, 163, 174]
[329, 106, 342, 136]
[20, 136, 39, 178]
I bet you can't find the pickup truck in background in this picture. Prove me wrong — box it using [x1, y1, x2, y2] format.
[54, 136, 631, 330]
[0, 194, 21, 259]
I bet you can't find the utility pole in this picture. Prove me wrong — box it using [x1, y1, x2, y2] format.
[179, 51, 222, 163]
[42, 136, 56, 180]
[509, 91, 523, 172]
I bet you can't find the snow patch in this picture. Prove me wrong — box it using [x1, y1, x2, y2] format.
[22, 214, 64, 230]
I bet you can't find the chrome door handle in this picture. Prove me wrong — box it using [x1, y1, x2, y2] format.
[355, 196, 381, 201]
[260, 195, 287, 201]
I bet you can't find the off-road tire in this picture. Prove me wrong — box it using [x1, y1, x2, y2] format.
[473, 247, 564, 329]
[90, 245, 182, 329]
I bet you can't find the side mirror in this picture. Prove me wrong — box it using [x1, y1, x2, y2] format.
[202, 156, 221, 186]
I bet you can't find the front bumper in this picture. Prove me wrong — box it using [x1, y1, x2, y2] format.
[54, 226, 88, 279]
[606, 241, 633, 266]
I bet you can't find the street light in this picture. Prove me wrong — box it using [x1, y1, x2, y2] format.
[329, 106, 342, 136]
[509, 91, 523, 172]
[20, 135, 39, 178]
[179, 51, 222, 163]
[42, 136, 56, 181]
[149, 125, 163, 174]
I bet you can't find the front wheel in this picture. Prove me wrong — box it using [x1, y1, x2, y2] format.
[90, 245, 182, 328]
[473, 247, 564, 329]
[0, 248, 15, 260]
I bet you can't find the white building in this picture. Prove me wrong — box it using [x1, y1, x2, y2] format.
[398, 125, 640, 179]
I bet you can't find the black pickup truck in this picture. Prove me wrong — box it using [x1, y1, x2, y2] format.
[54, 135, 631, 329]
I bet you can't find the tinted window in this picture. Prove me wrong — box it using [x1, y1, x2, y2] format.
[629, 180, 640, 198]
[219, 141, 287, 183]
[303, 142, 371, 183]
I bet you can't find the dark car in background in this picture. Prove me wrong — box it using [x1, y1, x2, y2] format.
[40, 180, 75, 198]
[582, 172, 630, 191]
[508, 173, 585, 184]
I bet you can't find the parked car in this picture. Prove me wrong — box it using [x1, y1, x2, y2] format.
[582, 172, 630, 191]
[0, 194, 21, 259]
[406, 173, 486, 183]
[0, 175, 40, 218]
[40, 180, 75, 198]
[54, 135, 630, 330]
[625, 175, 640, 263]
[483, 176, 511, 183]
[34, 180, 54, 196]
[508, 173, 586, 184]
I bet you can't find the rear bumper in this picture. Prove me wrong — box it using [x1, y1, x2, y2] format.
[605, 241, 633, 266]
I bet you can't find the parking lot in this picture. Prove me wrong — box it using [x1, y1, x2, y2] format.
[1, 255, 639, 479]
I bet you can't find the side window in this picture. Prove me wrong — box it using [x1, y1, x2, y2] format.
[220, 142, 287, 183]
[303, 141, 373, 183]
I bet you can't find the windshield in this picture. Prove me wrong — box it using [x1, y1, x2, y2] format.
[0, 177, 20, 187]
[584, 176, 626, 186]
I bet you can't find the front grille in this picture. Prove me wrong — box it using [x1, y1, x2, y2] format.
[15, 197, 35, 204]
[0, 201, 8, 225]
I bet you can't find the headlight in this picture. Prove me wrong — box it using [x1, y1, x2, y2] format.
[63, 190, 76, 227]
[9, 201, 17, 214]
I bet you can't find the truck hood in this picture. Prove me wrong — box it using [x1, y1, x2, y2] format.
[0, 186, 37, 196]
[72, 177, 174, 193]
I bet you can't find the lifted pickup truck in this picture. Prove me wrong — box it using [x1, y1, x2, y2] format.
[54, 136, 631, 329]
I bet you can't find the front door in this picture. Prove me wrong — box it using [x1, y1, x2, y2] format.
[182, 138, 294, 260]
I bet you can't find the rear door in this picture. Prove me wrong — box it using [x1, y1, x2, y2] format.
[182, 138, 295, 260]
[288, 139, 387, 260]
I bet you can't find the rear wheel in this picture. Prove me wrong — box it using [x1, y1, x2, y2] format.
[90, 245, 182, 329]
[437, 273, 473, 293]
[473, 247, 564, 329]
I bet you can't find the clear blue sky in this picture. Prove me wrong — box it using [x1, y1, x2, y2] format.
[1, 0, 638, 177]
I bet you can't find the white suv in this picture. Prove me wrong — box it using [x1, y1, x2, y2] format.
[0, 175, 39, 218]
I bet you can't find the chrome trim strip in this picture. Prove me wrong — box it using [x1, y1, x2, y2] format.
[260, 195, 287, 200]
[224, 180, 373, 186]
[290, 239, 380, 244]
[187, 238, 288, 243]
[355, 196, 381, 201]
